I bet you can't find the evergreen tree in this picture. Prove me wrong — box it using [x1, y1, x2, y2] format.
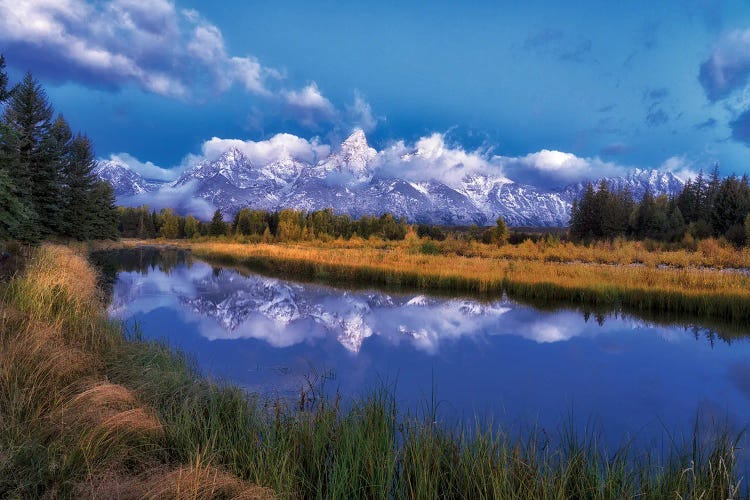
[234, 208, 266, 235]
[87, 181, 119, 239]
[665, 206, 687, 242]
[0, 67, 37, 242]
[0, 54, 9, 103]
[3, 72, 60, 235]
[631, 191, 669, 240]
[61, 129, 99, 239]
[570, 182, 598, 240]
[209, 209, 227, 236]
[676, 178, 698, 223]
[711, 175, 750, 236]
[0, 167, 36, 241]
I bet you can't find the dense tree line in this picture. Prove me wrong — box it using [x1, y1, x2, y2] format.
[570, 166, 750, 245]
[118, 206, 411, 241]
[0, 55, 118, 242]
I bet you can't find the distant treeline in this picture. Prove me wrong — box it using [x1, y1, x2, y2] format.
[0, 55, 118, 242]
[119, 207, 411, 241]
[570, 167, 750, 246]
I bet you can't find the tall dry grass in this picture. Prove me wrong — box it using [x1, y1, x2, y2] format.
[0, 245, 272, 499]
[145, 239, 750, 324]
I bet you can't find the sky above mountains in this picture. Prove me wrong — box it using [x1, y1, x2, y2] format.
[3, 0, 750, 186]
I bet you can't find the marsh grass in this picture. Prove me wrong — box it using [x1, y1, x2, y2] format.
[0, 245, 271, 499]
[145, 239, 750, 325]
[1, 244, 747, 498]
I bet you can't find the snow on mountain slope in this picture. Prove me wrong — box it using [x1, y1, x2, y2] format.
[98, 130, 685, 226]
[94, 159, 162, 196]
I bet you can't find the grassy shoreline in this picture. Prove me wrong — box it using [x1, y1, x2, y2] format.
[122, 239, 750, 326]
[2, 244, 747, 498]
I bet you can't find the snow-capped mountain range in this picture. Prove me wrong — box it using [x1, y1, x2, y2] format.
[94, 159, 163, 196]
[97, 130, 684, 226]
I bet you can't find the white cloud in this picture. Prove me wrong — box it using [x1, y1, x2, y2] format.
[280, 82, 337, 128]
[376, 132, 508, 186]
[200, 133, 331, 165]
[282, 83, 334, 111]
[496, 150, 629, 187]
[106, 152, 178, 181]
[0, 0, 278, 99]
[0, 0, 384, 131]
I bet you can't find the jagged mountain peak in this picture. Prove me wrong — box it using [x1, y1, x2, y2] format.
[341, 128, 369, 149]
[318, 129, 377, 178]
[99, 139, 686, 226]
[94, 158, 158, 196]
[217, 147, 249, 165]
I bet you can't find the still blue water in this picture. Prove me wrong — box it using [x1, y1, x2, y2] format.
[100, 249, 750, 450]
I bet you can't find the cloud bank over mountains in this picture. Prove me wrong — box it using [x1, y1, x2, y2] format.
[109, 129, 644, 189]
[97, 128, 685, 225]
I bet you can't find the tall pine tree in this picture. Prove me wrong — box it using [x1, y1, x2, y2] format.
[0, 56, 38, 241]
[3, 72, 61, 236]
[88, 180, 119, 240]
[63, 133, 99, 239]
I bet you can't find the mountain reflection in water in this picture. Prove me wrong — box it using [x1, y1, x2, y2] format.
[93, 248, 750, 452]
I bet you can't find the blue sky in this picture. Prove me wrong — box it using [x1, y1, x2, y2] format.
[3, 0, 750, 185]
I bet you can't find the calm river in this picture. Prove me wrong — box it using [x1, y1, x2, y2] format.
[94, 248, 750, 451]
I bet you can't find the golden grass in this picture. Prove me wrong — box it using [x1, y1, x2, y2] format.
[138, 456, 275, 500]
[77, 458, 275, 499]
[174, 233, 750, 268]
[132, 239, 750, 323]
[0, 244, 270, 497]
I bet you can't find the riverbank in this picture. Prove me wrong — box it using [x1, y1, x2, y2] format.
[0, 245, 272, 498]
[123, 238, 750, 325]
[1, 244, 745, 498]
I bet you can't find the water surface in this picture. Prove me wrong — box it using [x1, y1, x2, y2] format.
[96, 248, 750, 449]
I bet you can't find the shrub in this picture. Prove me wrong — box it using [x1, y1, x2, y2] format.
[419, 241, 441, 255]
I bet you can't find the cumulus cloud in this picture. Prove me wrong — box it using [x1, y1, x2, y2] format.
[0, 1, 382, 132]
[280, 82, 337, 129]
[494, 150, 628, 188]
[0, 0, 279, 99]
[376, 133, 508, 186]
[276, 82, 380, 134]
[180, 130, 679, 190]
[699, 28, 750, 102]
[373, 134, 644, 189]
[199, 133, 331, 165]
[106, 152, 178, 181]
